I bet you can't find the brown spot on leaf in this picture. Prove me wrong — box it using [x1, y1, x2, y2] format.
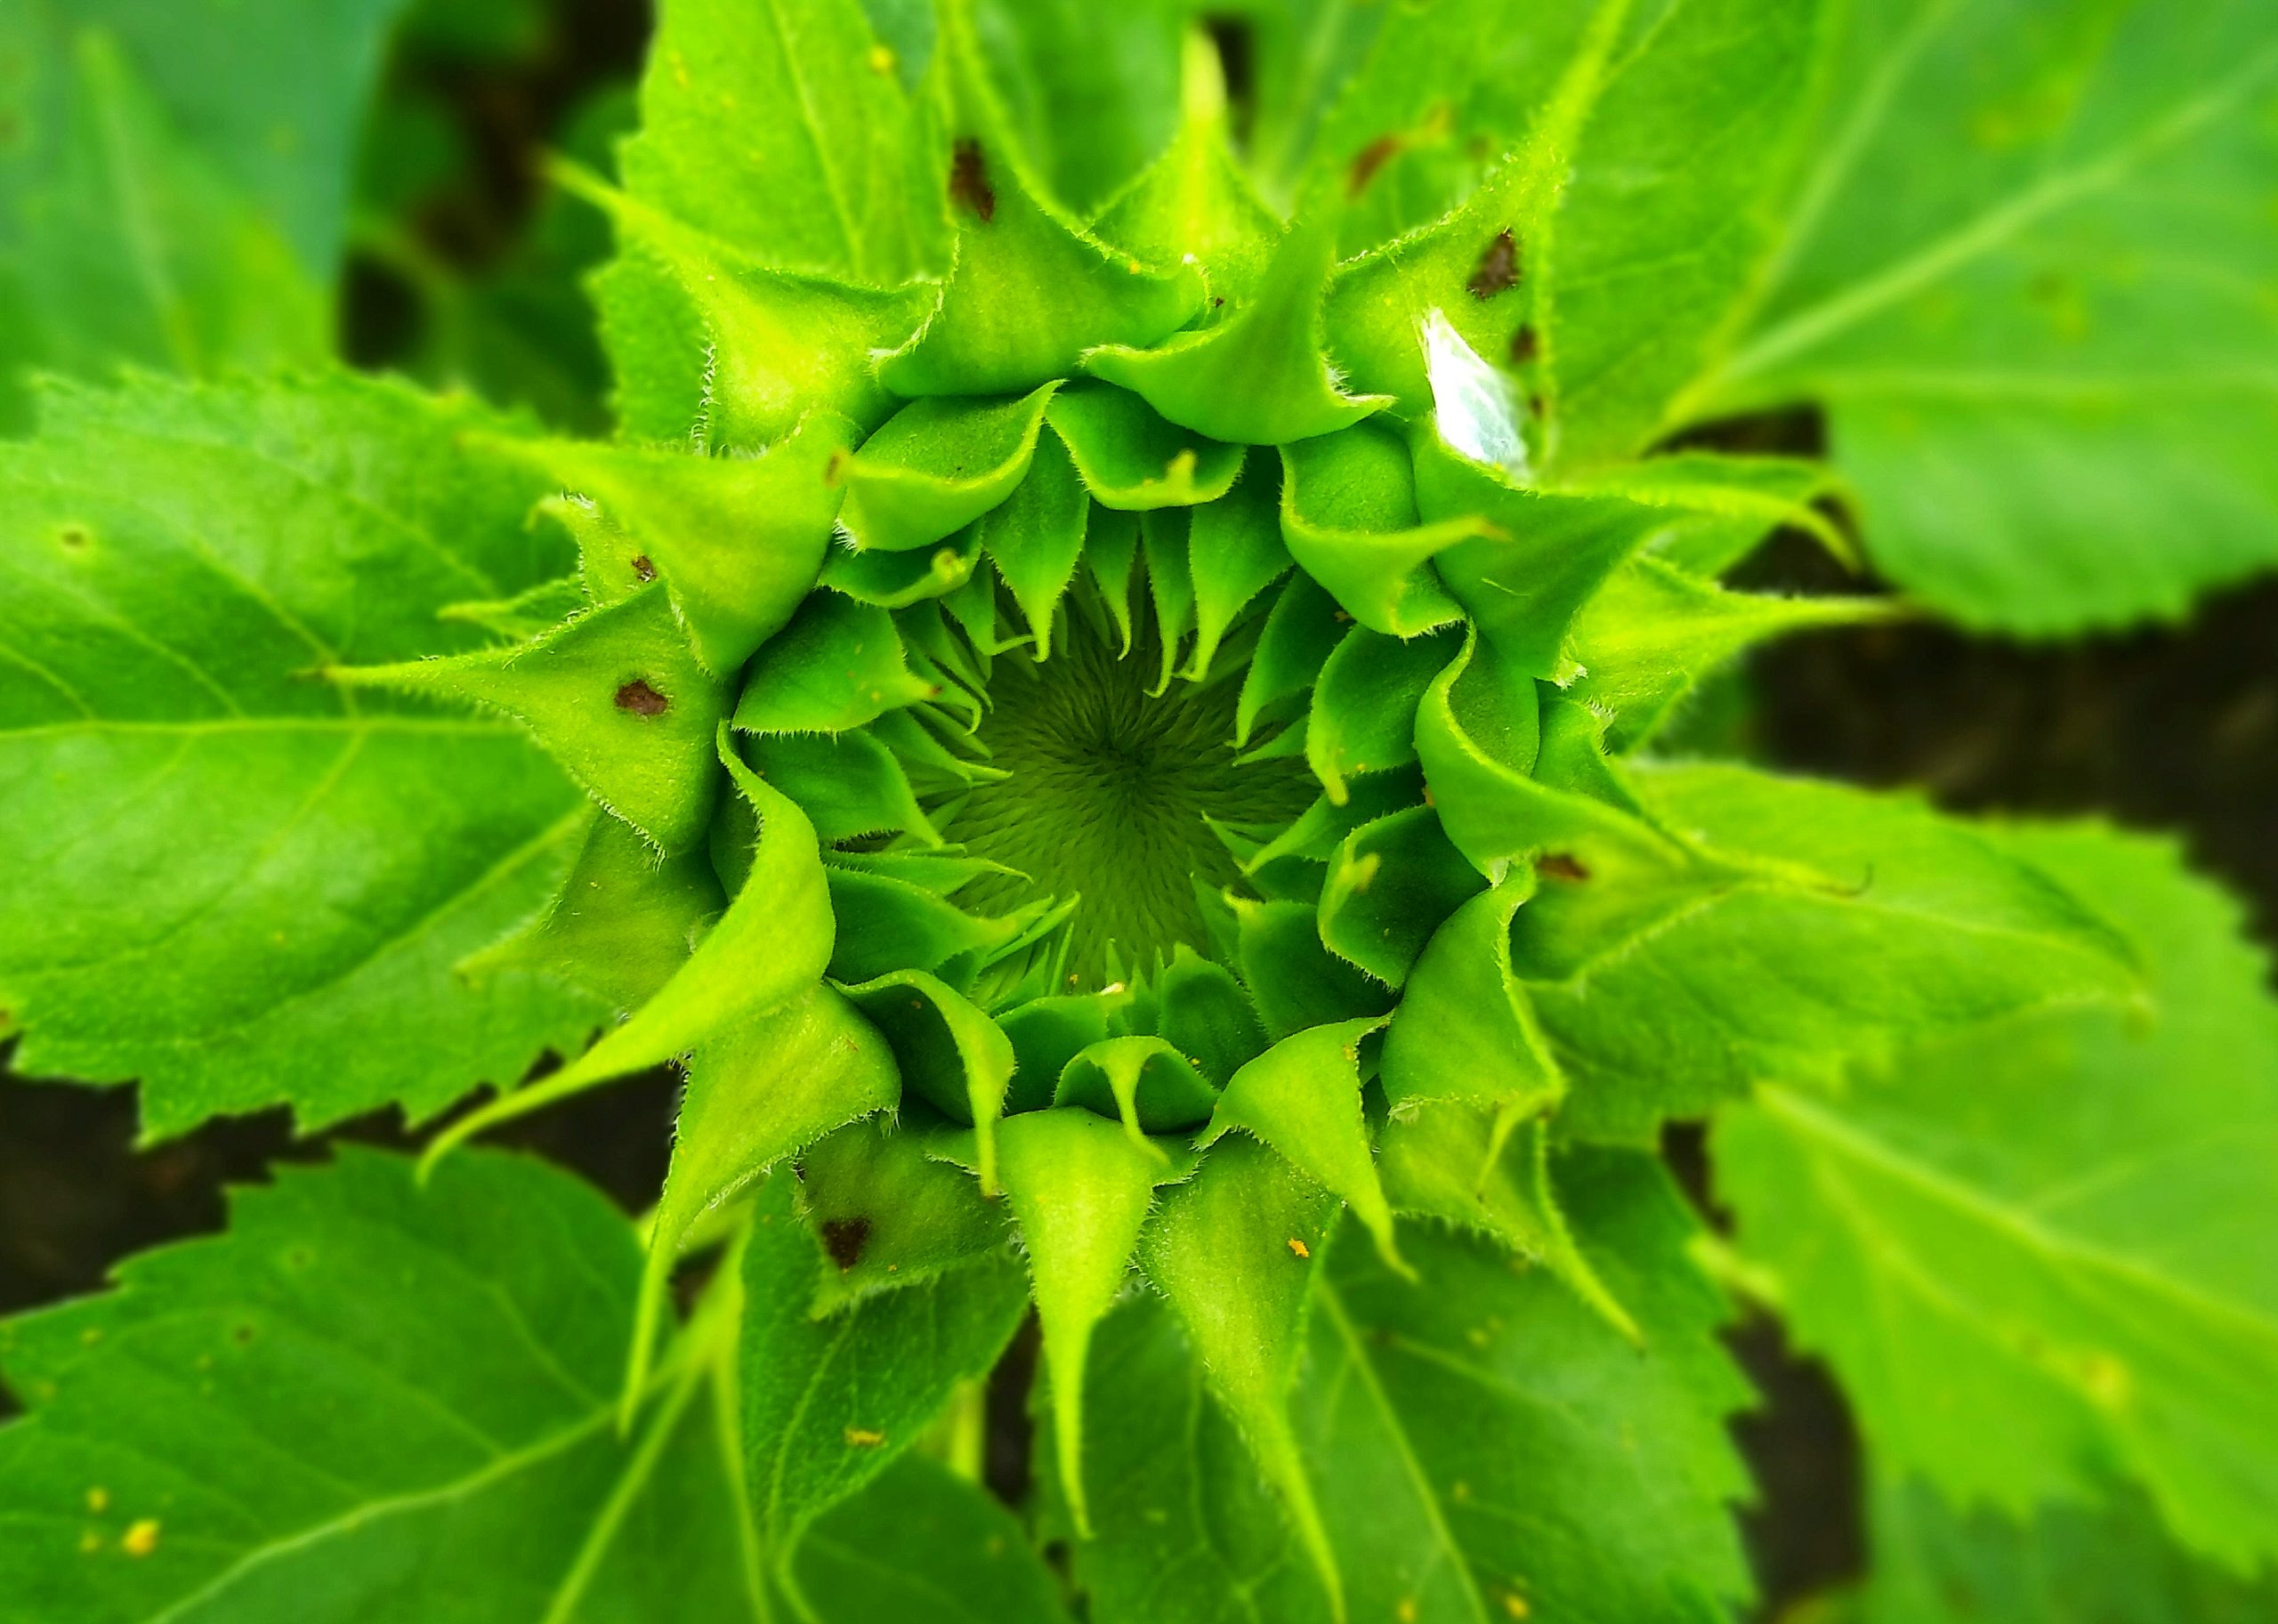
[56, 523, 91, 551]
[1347, 133, 1402, 197]
[949, 139, 996, 222]
[1467, 230, 1521, 300]
[1508, 324, 1539, 366]
[615, 679, 669, 716]
[630, 553, 656, 582]
[1539, 853, 1590, 882]
[821, 1216, 871, 1271]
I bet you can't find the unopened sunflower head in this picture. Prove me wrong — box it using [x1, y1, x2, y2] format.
[335, 1, 1941, 1571]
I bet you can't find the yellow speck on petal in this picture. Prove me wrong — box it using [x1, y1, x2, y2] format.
[122, 1520, 160, 1558]
[1397, 1600, 1419, 1624]
[1503, 1594, 1532, 1619]
[85, 1488, 108, 1514]
[1288, 1238, 1311, 1259]
[844, 1427, 886, 1448]
[868, 44, 896, 75]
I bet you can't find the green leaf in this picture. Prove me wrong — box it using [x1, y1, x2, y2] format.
[1690, 0, 2278, 632]
[1841, 1476, 2278, 1624]
[837, 385, 1061, 553]
[0, 372, 596, 1138]
[617, 0, 939, 285]
[634, 982, 901, 1422]
[1198, 1015, 1405, 1276]
[739, 1173, 1025, 1583]
[997, 1106, 1188, 1537]
[510, 422, 852, 675]
[1138, 1136, 1344, 1618]
[792, 1453, 1077, 1624]
[424, 733, 836, 1163]
[875, 4, 1201, 396]
[733, 591, 937, 735]
[0, 1148, 762, 1623]
[1542, 0, 1823, 470]
[336, 581, 729, 854]
[1046, 381, 1247, 510]
[1085, 209, 1388, 445]
[1071, 1149, 1757, 1624]
[1566, 554, 1893, 753]
[1518, 764, 2142, 1142]
[1716, 823, 2278, 1571]
[1280, 424, 1479, 637]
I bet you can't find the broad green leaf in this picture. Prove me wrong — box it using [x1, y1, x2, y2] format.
[1839, 1476, 2278, 1624]
[617, 0, 938, 284]
[1716, 823, 2278, 1571]
[1544, 0, 1823, 470]
[1520, 764, 2141, 1142]
[0, 373, 595, 1138]
[739, 1174, 1025, 1586]
[0, 1148, 761, 1623]
[997, 1106, 1186, 1537]
[1071, 1149, 1757, 1624]
[1138, 1136, 1344, 1617]
[793, 1453, 1077, 1624]
[837, 386, 1060, 553]
[570, 168, 932, 449]
[1198, 1015, 1404, 1274]
[1690, 0, 2278, 632]
[336, 581, 728, 854]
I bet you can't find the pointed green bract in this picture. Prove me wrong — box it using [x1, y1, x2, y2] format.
[734, 591, 937, 734]
[1046, 381, 1247, 510]
[876, 4, 1200, 396]
[1086, 209, 1387, 445]
[840, 969, 1015, 1192]
[1316, 804, 1485, 986]
[1054, 1033, 1220, 1147]
[334, 582, 726, 854]
[997, 1107, 1184, 1537]
[1198, 1016, 1405, 1276]
[1305, 624, 1458, 802]
[512, 418, 852, 674]
[980, 428, 1091, 653]
[1280, 423, 1480, 635]
[1138, 1137, 1345, 1619]
[836, 385, 1059, 553]
[1381, 879, 1563, 1117]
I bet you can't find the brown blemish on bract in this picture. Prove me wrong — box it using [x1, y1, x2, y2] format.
[820, 1216, 871, 1271]
[1467, 230, 1521, 300]
[56, 523, 91, 551]
[949, 139, 996, 222]
[1347, 133, 1402, 197]
[1509, 324, 1539, 366]
[1539, 853, 1590, 882]
[615, 679, 670, 716]
[630, 554, 656, 582]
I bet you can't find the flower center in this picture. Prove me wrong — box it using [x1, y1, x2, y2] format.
[941, 603, 1313, 984]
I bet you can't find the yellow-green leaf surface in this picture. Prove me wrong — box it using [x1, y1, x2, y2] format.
[0, 374, 599, 1137]
[1717, 825, 2278, 1572]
